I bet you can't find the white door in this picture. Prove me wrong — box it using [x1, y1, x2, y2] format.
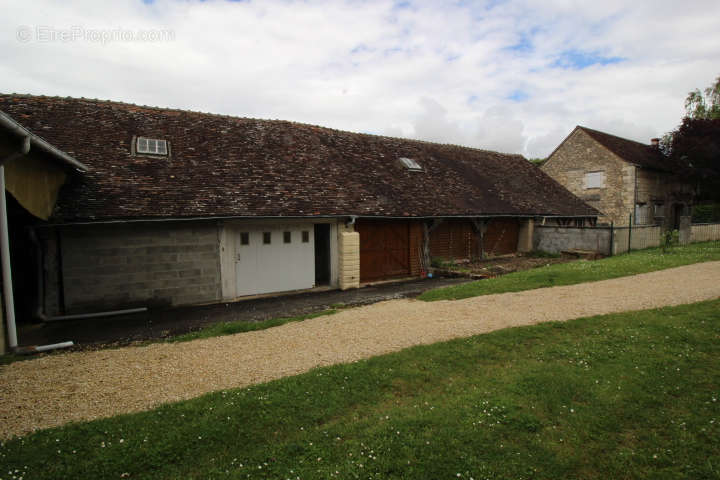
[235, 225, 315, 297]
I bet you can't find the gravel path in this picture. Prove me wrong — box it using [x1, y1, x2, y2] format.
[2, 261, 719, 440]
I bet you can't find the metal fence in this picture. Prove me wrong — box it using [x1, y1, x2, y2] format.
[612, 224, 662, 254]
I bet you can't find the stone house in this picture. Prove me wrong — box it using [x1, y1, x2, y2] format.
[542, 126, 694, 227]
[0, 94, 597, 320]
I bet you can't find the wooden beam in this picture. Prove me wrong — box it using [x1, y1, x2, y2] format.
[422, 218, 444, 272]
[470, 218, 488, 260]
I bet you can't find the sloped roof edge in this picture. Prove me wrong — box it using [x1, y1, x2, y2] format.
[0, 109, 89, 172]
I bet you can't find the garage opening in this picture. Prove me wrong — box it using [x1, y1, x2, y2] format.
[314, 224, 331, 286]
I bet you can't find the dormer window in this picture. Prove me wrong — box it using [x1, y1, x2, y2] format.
[399, 157, 422, 171]
[136, 137, 168, 155]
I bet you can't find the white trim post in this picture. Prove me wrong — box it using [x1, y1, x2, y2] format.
[0, 166, 18, 348]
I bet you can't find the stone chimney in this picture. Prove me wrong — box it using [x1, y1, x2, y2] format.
[650, 138, 660, 148]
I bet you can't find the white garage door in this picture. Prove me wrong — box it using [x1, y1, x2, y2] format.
[235, 225, 315, 297]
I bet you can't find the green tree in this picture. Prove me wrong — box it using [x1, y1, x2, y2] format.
[684, 76, 720, 120]
[664, 75, 720, 207]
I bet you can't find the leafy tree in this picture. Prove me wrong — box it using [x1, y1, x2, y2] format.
[664, 76, 720, 204]
[684, 76, 720, 120]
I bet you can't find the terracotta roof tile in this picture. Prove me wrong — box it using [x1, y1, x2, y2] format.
[0, 94, 598, 222]
[579, 126, 671, 171]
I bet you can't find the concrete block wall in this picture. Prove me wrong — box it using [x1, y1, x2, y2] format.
[338, 226, 360, 290]
[533, 225, 612, 255]
[58, 221, 222, 314]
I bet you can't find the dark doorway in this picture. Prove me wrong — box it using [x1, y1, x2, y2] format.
[6, 193, 42, 324]
[672, 203, 684, 230]
[314, 224, 331, 286]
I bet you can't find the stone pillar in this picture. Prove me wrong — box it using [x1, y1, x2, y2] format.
[678, 216, 691, 245]
[338, 225, 360, 290]
[517, 218, 534, 253]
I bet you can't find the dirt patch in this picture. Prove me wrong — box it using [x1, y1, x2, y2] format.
[435, 253, 579, 278]
[1, 261, 719, 440]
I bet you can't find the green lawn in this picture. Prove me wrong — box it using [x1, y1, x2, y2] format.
[419, 241, 720, 301]
[2, 299, 719, 479]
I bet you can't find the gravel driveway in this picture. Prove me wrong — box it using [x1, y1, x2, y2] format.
[2, 261, 719, 440]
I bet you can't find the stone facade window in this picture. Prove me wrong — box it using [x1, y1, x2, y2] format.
[634, 203, 651, 224]
[654, 203, 664, 217]
[583, 171, 605, 189]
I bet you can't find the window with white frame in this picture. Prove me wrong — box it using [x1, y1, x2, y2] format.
[583, 171, 605, 189]
[136, 137, 168, 155]
[635, 203, 651, 224]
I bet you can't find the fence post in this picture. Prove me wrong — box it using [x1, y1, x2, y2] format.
[628, 214, 633, 253]
[609, 221, 614, 256]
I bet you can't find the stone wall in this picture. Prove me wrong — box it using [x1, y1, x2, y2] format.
[543, 128, 634, 225]
[58, 221, 222, 314]
[635, 169, 694, 226]
[612, 225, 662, 254]
[337, 223, 360, 290]
[691, 223, 720, 242]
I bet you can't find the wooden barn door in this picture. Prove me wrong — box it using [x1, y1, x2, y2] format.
[484, 219, 520, 255]
[356, 220, 411, 282]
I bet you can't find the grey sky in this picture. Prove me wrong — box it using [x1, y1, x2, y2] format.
[2, 0, 719, 158]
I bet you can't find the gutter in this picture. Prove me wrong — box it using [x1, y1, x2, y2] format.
[0, 110, 89, 172]
[37, 213, 598, 228]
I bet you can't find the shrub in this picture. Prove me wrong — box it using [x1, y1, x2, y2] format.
[661, 229, 679, 253]
[692, 203, 720, 223]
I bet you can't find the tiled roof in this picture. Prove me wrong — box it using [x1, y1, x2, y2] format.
[578, 126, 671, 172]
[0, 94, 598, 222]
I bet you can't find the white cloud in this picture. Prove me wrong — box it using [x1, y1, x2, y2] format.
[2, 0, 720, 158]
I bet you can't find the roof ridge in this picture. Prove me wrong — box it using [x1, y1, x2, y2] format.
[0, 92, 524, 158]
[577, 125, 652, 149]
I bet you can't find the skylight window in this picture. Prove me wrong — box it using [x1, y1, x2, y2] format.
[136, 137, 168, 155]
[399, 157, 422, 171]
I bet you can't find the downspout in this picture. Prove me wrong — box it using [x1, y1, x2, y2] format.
[1, 137, 73, 353]
[346, 215, 357, 228]
[0, 136, 30, 349]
